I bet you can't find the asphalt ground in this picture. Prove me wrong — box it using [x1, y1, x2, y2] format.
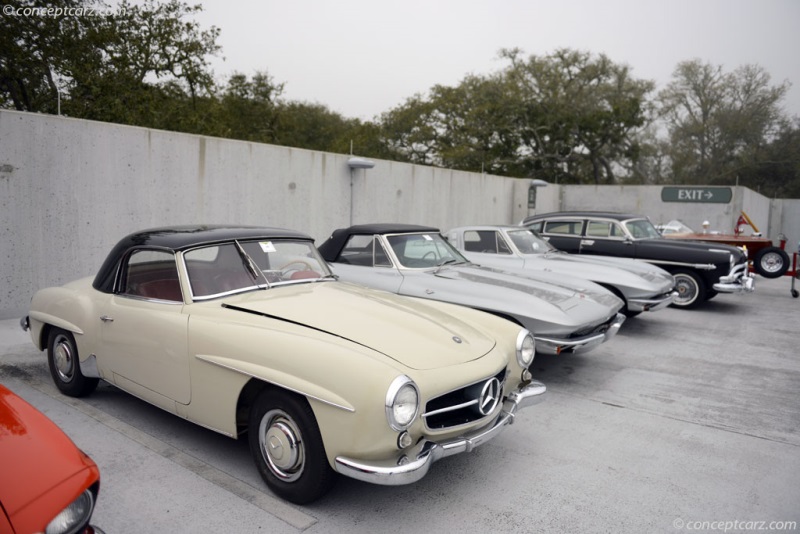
[1, 276, 799, 534]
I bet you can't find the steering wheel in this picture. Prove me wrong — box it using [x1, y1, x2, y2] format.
[278, 260, 318, 279]
[422, 251, 437, 261]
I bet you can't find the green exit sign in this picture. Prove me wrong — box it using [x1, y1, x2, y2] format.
[661, 186, 732, 204]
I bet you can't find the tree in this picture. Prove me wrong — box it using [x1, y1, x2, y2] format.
[215, 71, 284, 142]
[500, 48, 654, 184]
[657, 60, 789, 184]
[1, 0, 221, 127]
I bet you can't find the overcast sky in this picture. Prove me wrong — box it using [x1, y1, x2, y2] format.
[189, 0, 800, 121]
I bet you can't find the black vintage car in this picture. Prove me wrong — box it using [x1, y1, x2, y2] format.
[522, 211, 755, 308]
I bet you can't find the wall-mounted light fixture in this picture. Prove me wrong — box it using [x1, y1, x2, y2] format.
[347, 157, 376, 169]
[348, 157, 376, 224]
[528, 178, 548, 212]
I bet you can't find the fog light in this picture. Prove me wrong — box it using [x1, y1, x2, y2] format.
[522, 369, 532, 382]
[397, 431, 412, 449]
[397, 455, 410, 466]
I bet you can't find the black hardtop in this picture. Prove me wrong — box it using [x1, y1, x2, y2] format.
[93, 225, 312, 292]
[524, 211, 645, 224]
[318, 223, 440, 261]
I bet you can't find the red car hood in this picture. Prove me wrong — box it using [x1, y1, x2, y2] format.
[0, 384, 97, 523]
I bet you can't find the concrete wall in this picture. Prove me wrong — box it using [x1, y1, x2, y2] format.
[1, 110, 797, 319]
[0, 110, 522, 318]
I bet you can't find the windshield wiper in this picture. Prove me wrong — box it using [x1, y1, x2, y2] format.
[234, 240, 271, 289]
[434, 258, 466, 274]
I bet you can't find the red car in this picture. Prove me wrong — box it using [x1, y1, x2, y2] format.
[0, 384, 104, 534]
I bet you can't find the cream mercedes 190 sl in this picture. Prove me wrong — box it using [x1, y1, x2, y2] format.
[20, 226, 546, 504]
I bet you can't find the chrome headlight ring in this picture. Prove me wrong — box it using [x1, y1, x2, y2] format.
[45, 488, 95, 534]
[516, 329, 536, 368]
[385, 375, 420, 431]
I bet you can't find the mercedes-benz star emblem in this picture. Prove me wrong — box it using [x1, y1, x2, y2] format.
[478, 378, 501, 416]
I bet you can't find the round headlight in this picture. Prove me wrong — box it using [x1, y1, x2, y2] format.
[516, 329, 535, 368]
[385, 376, 419, 431]
[45, 488, 94, 534]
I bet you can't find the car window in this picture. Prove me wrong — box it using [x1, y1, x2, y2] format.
[525, 221, 544, 233]
[507, 229, 551, 254]
[463, 230, 512, 254]
[122, 249, 182, 302]
[624, 219, 661, 239]
[338, 235, 392, 267]
[543, 220, 583, 236]
[386, 233, 466, 268]
[587, 221, 626, 239]
[184, 239, 331, 298]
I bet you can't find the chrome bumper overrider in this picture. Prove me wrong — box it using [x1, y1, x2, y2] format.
[713, 264, 756, 294]
[334, 379, 547, 485]
[628, 291, 678, 313]
[535, 312, 626, 355]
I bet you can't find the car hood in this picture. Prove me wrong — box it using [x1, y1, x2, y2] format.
[396, 264, 623, 334]
[637, 238, 746, 262]
[222, 282, 497, 370]
[537, 253, 675, 292]
[0, 385, 96, 518]
[435, 264, 621, 311]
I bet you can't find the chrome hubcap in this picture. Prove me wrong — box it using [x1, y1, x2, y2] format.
[761, 252, 783, 273]
[53, 335, 75, 382]
[260, 410, 304, 481]
[674, 276, 697, 304]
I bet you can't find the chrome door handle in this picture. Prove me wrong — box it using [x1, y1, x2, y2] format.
[100, 315, 114, 323]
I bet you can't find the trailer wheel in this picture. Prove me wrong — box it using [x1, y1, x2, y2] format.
[754, 247, 789, 278]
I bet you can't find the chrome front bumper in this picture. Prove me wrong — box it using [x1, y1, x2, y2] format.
[713, 263, 756, 294]
[535, 312, 626, 355]
[334, 379, 546, 486]
[627, 291, 678, 313]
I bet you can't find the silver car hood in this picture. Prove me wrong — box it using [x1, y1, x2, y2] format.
[222, 282, 496, 371]
[399, 264, 623, 332]
[531, 253, 675, 292]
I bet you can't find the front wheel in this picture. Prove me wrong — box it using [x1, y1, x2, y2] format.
[754, 247, 790, 278]
[248, 389, 335, 504]
[47, 328, 99, 397]
[670, 270, 707, 309]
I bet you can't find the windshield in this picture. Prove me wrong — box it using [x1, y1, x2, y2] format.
[506, 229, 557, 255]
[386, 233, 468, 269]
[623, 219, 663, 240]
[658, 220, 694, 235]
[183, 239, 332, 299]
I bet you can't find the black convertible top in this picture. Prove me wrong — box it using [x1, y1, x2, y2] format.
[93, 225, 312, 292]
[318, 223, 440, 261]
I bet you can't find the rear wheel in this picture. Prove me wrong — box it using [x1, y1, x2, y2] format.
[248, 389, 335, 504]
[754, 246, 789, 278]
[47, 328, 99, 397]
[670, 270, 706, 309]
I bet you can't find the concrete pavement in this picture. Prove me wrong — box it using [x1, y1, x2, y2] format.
[1, 276, 799, 533]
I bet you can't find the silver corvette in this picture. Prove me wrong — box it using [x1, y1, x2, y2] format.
[318, 224, 626, 355]
[446, 225, 677, 317]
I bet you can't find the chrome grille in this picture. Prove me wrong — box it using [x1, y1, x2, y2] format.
[423, 369, 507, 430]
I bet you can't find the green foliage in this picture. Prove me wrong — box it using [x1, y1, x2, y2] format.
[3, 3, 799, 196]
[657, 60, 789, 185]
